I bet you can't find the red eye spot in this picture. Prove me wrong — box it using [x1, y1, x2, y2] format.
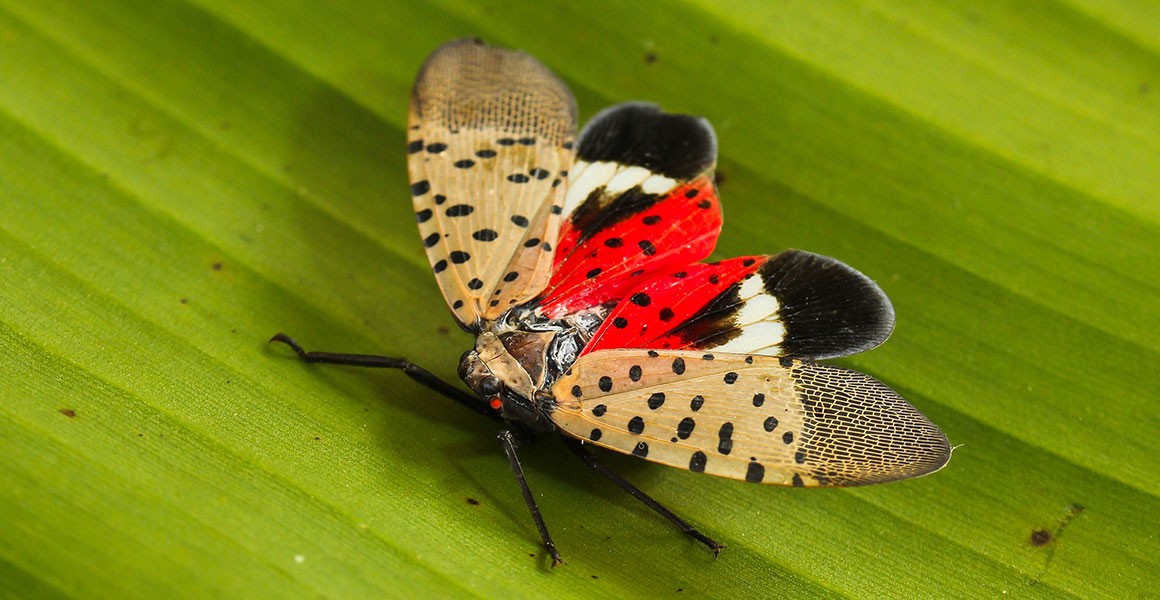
[489, 398, 502, 410]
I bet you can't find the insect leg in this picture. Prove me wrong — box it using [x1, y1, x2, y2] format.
[269, 333, 492, 417]
[499, 430, 563, 567]
[561, 436, 724, 556]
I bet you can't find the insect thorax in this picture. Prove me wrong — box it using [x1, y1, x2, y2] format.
[458, 306, 607, 430]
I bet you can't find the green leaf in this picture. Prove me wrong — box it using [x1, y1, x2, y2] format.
[1, 0, 1156, 597]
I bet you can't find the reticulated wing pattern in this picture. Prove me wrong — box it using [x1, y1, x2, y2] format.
[536, 103, 721, 319]
[550, 349, 949, 486]
[584, 250, 895, 360]
[409, 39, 576, 327]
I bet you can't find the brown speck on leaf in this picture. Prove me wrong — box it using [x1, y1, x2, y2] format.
[590, 575, 598, 579]
[644, 51, 657, 64]
[179, 298, 189, 304]
[211, 261, 223, 271]
[466, 497, 480, 506]
[59, 408, 76, 418]
[1030, 529, 1051, 546]
[714, 170, 727, 187]
[313, 436, 321, 441]
[437, 325, 450, 335]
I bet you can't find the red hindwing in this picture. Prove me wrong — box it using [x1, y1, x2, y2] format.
[582, 250, 897, 360]
[537, 177, 721, 318]
[582, 256, 765, 353]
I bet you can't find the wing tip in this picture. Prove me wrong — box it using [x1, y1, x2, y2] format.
[765, 249, 896, 360]
[792, 361, 952, 487]
[411, 38, 578, 136]
[576, 102, 717, 180]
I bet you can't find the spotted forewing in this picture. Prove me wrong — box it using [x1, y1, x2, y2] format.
[408, 39, 576, 327]
[552, 350, 948, 486]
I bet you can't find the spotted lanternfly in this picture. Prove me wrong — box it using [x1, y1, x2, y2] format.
[272, 38, 950, 566]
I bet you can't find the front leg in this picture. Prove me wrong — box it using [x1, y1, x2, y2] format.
[269, 333, 495, 418]
[499, 430, 563, 567]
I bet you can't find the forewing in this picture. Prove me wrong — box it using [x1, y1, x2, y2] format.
[536, 103, 722, 318]
[551, 350, 949, 486]
[409, 39, 576, 327]
[584, 250, 895, 360]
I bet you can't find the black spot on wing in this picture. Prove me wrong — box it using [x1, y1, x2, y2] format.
[689, 451, 707, 472]
[576, 102, 716, 180]
[717, 422, 734, 455]
[745, 461, 765, 483]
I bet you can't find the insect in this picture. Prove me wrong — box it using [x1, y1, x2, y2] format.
[272, 38, 950, 566]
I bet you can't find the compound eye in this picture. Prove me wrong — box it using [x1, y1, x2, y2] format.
[478, 376, 503, 397]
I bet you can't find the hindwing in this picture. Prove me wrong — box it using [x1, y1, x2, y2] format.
[536, 103, 722, 318]
[584, 250, 895, 360]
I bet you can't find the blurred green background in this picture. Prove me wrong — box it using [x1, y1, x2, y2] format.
[1, 1, 1156, 597]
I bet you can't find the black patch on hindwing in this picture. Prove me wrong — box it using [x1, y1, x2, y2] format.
[662, 280, 746, 349]
[761, 250, 895, 360]
[568, 186, 663, 244]
[576, 102, 716, 180]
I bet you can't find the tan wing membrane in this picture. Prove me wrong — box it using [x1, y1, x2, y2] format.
[550, 350, 949, 486]
[409, 39, 577, 327]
